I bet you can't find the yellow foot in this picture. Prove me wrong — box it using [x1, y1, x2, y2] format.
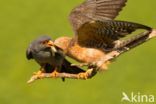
[32, 70, 45, 79]
[33, 70, 43, 75]
[50, 70, 59, 77]
[78, 69, 94, 79]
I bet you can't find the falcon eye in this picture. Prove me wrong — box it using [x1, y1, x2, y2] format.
[42, 40, 49, 44]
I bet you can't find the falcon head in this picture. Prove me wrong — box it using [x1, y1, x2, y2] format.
[26, 35, 57, 60]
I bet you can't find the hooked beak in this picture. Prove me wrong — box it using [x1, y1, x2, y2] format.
[46, 40, 57, 55]
[47, 40, 54, 46]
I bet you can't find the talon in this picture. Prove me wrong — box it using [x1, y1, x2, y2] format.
[33, 70, 43, 75]
[77, 68, 94, 79]
[78, 72, 88, 79]
[86, 68, 94, 76]
[32, 71, 45, 79]
[50, 70, 59, 77]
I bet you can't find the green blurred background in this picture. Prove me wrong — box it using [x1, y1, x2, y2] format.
[0, 0, 156, 104]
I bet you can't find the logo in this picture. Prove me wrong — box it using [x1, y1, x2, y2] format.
[121, 92, 155, 103]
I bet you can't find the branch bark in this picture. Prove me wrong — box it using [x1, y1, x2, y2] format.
[27, 73, 86, 84]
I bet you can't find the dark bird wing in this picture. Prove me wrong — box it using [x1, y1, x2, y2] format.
[61, 59, 85, 82]
[26, 45, 33, 60]
[61, 59, 85, 74]
[43, 59, 85, 74]
[43, 59, 85, 81]
[46, 56, 85, 82]
[69, 0, 152, 49]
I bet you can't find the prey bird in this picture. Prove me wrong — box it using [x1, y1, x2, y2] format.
[26, 36, 86, 81]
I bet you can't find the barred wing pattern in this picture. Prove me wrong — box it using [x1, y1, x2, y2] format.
[77, 20, 152, 49]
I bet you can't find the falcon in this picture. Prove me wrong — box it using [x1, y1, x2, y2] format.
[26, 36, 85, 81]
[27, 0, 156, 82]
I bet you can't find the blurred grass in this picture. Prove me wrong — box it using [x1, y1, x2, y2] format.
[0, 0, 156, 104]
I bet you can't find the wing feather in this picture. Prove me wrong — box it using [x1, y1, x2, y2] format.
[69, 0, 127, 31]
[69, 0, 151, 50]
[77, 20, 152, 49]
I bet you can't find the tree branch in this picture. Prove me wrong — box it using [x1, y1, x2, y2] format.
[27, 68, 96, 84]
[27, 73, 85, 84]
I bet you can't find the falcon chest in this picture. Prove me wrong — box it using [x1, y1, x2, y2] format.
[67, 43, 106, 63]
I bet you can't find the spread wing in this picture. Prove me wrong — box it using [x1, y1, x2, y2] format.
[69, 0, 127, 31]
[69, 0, 152, 49]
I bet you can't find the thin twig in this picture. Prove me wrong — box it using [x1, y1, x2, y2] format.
[27, 68, 96, 84]
[27, 73, 85, 84]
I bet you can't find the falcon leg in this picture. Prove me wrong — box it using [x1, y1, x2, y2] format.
[106, 51, 120, 59]
[84, 51, 119, 72]
[87, 51, 120, 69]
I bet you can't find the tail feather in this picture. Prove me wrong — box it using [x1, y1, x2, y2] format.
[113, 30, 152, 49]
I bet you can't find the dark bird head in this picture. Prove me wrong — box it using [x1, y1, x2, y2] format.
[26, 35, 57, 60]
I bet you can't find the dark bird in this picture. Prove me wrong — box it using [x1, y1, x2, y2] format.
[26, 36, 85, 80]
[26, 36, 64, 75]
